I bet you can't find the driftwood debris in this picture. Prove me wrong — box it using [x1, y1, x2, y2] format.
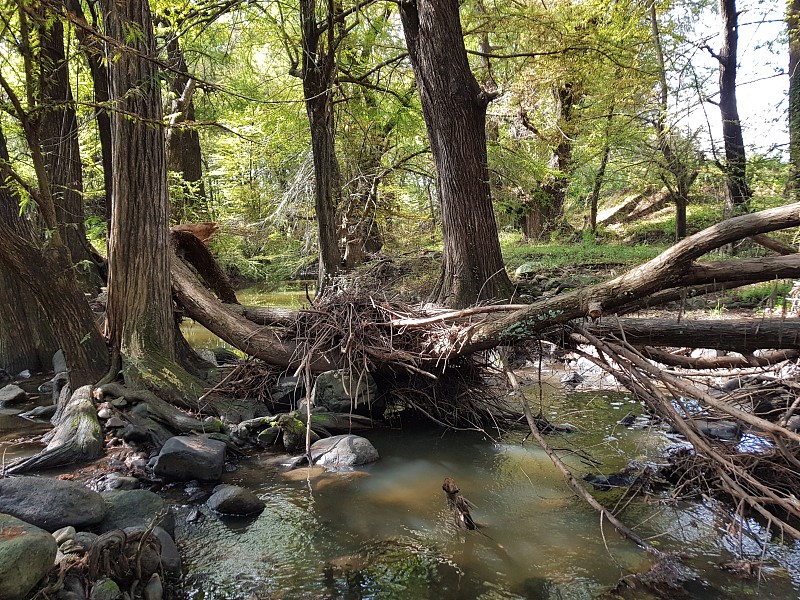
[442, 477, 476, 530]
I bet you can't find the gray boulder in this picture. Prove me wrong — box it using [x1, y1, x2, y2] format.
[0, 476, 106, 532]
[313, 370, 377, 413]
[207, 484, 265, 516]
[310, 434, 379, 468]
[153, 435, 226, 482]
[98, 490, 175, 539]
[0, 384, 26, 406]
[0, 513, 58, 600]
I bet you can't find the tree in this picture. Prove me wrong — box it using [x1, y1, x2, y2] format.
[163, 24, 206, 220]
[101, 0, 192, 394]
[789, 0, 800, 201]
[706, 0, 751, 215]
[293, 0, 346, 287]
[400, 0, 514, 308]
[648, 1, 699, 239]
[37, 5, 105, 290]
[0, 125, 108, 388]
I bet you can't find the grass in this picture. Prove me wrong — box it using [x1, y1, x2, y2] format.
[499, 231, 666, 274]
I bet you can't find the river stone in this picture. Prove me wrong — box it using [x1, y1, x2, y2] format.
[310, 435, 379, 468]
[313, 370, 377, 413]
[153, 435, 226, 483]
[207, 484, 265, 516]
[98, 490, 175, 539]
[0, 513, 58, 600]
[693, 419, 741, 441]
[123, 526, 181, 573]
[90, 578, 122, 600]
[0, 477, 106, 532]
[0, 384, 26, 406]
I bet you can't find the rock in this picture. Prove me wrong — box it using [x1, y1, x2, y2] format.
[0, 513, 58, 600]
[123, 526, 181, 573]
[110, 397, 127, 408]
[153, 435, 227, 483]
[142, 573, 163, 600]
[514, 262, 539, 279]
[310, 434, 379, 468]
[560, 372, 584, 387]
[19, 404, 57, 420]
[104, 416, 125, 428]
[0, 384, 26, 406]
[52, 526, 76, 546]
[212, 348, 239, 365]
[97, 474, 139, 492]
[271, 376, 305, 406]
[52, 350, 67, 375]
[693, 419, 741, 441]
[207, 484, 265, 516]
[90, 578, 122, 600]
[98, 489, 175, 538]
[313, 370, 378, 413]
[0, 477, 106, 532]
[787, 415, 800, 432]
[120, 424, 150, 443]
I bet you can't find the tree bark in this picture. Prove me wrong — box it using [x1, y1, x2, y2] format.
[103, 0, 178, 387]
[789, 0, 800, 201]
[524, 83, 577, 239]
[37, 9, 104, 292]
[65, 0, 113, 226]
[649, 3, 697, 239]
[0, 127, 108, 388]
[299, 0, 343, 288]
[463, 202, 800, 352]
[400, 0, 514, 307]
[164, 32, 205, 220]
[580, 318, 800, 354]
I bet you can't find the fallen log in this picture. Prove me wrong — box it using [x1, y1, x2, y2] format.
[578, 317, 800, 353]
[639, 347, 799, 369]
[462, 203, 800, 353]
[170, 252, 337, 372]
[4, 385, 102, 474]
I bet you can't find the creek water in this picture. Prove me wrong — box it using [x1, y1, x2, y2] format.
[173, 379, 800, 599]
[3, 282, 800, 598]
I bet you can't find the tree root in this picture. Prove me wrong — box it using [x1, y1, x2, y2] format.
[4, 385, 102, 474]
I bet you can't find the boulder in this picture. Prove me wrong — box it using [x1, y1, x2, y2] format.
[0, 513, 58, 600]
[313, 370, 377, 413]
[310, 435, 379, 468]
[514, 262, 539, 279]
[0, 477, 106, 532]
[153, 435, 226, 482]
[694, 419, 741, 441]
[90, 578, 122, 600]
[98, 490, 175, 539]
[0, 384, 26, 406]
[207, 484, 265, 516]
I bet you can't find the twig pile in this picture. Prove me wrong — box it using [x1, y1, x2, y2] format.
[569, 322, 800, 540]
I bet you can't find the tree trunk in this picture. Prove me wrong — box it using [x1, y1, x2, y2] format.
[0, 262, 57, 375]
[165, 33, 205, 221]
[463, 202, 800, 352]
[65, 0, 113, 227]
[581, 318, 800, 354]
[400, 0, 514, 308]
[103, 0, 180, 389]
[300, 0, 342, 288]
[0, 127, 108, 388]
[649, 3, 697, 239]
[716, 0, 751, 215]
[38, 10, 104, 292]
[587, 104, 614, 233]
[524, 83, 577, 239]
[789, 0, 800, 201]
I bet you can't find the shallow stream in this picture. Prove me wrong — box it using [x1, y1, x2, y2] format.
[3, 282, 800, 598]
